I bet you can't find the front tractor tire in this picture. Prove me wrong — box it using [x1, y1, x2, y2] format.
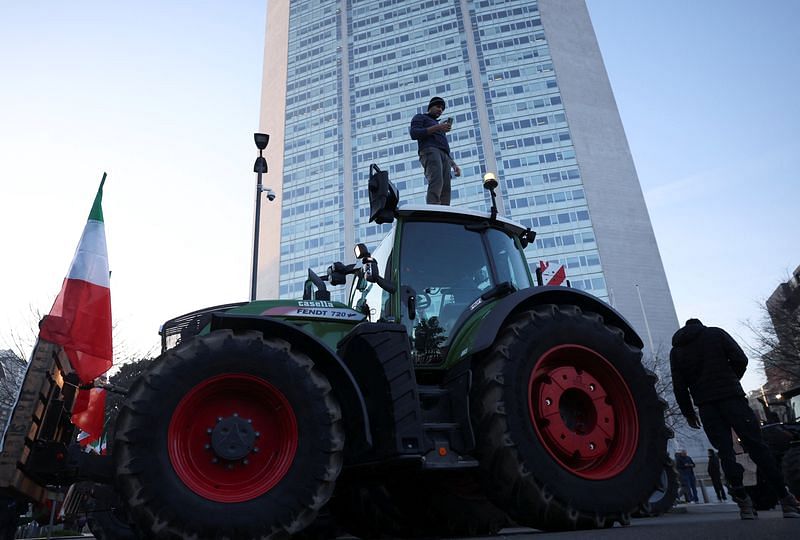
[472, 304, 669, 530]
[114, 330, 344, 540]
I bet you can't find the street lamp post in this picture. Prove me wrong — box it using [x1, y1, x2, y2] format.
[251, 133, 270, 301]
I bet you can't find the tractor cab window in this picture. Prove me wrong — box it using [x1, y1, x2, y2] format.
[349, 226, 395, 322]
[400, 221, 492, 362]
[486, 228, 532, 290]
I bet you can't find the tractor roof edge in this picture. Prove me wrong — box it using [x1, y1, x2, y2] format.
[397, 204, 527, 234]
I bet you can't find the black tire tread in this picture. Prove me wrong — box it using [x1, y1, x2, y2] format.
[471, 304, 666, 530]
[114, 330, 344, 540]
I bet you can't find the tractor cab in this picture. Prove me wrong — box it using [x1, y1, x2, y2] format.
[343, 166, 537, 364]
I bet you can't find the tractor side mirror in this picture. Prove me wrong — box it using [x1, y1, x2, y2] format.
[355, 242, 394, 294]
[520, 228, 536, 248]
[362, 257, 395, 294]
[364, 259, 379, 284]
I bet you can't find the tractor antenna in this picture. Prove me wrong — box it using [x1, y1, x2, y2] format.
[483, 173, 499, 221]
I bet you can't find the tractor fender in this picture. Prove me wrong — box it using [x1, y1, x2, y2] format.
[210, 313, 372, 455]
[468, 286, 644, 355]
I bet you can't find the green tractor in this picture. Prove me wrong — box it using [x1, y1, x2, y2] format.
[111, 167, 671, 538]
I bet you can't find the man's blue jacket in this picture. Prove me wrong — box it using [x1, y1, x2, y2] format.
[409, 113, 451, 155]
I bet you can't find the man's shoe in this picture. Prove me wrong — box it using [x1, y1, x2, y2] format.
[731, 490, 757, 520]
[780, 493, 800, 518]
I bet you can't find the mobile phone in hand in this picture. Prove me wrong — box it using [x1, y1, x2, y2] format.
[445, 117, 453, 125]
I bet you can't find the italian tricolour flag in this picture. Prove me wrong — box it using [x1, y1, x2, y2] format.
[39, 174, 112, 444]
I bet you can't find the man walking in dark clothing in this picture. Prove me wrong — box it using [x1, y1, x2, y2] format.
[409, 96, 461, 205]
[707, 448, 727, 502]
[675, 450, 699, 502]
[670, 318, 800, 519]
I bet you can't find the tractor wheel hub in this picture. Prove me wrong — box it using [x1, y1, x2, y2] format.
[211, 415, 256, 460]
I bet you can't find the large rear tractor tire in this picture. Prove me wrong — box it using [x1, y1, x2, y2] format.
[472, 304, 670, 530]
[114, 330, 344, 539]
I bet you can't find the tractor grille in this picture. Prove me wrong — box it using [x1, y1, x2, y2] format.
[159, 302, 247, 352]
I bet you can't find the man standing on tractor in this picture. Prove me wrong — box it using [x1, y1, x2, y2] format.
[670, 318, 800, 519]
[409, 96, 461, 205]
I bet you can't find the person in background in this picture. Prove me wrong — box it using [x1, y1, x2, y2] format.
[707, 448, 727, 502]
[675, 449, 699, 503]
[670, 317, 800, 519]
[409, 96, 461, 205]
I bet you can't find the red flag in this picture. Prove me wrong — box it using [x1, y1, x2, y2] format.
[539, 261, 567, 286]
[72, 388, 107, 446]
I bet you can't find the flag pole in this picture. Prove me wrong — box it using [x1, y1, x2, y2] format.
[635, 284, 656, 354]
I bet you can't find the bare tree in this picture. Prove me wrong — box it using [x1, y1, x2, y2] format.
[743, 299, 800, 391]
[103, 356, 156, 440]
[0, 349, 27, 432]
[1, 303, 153, 370]
[1, 304, 45, 362]
[640, 343, 697, 442]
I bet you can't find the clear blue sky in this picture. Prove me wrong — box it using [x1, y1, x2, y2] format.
[586, 0, 800, 392]
[1, 1, 798, 392]
[0, 1, 268, 360]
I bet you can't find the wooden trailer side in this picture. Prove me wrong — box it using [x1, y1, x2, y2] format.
[0, 340, 76, 503]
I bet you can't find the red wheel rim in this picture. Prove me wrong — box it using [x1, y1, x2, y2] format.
[528, 344, 638, 479]
[168, 374, 298, 502]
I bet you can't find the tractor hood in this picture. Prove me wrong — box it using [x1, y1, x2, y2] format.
[159, 299, 366, 353]
[228, 299, 367, 324]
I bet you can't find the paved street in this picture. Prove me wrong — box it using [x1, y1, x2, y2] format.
[449, 503, 799, 540]
[313, 502, 798, 540]
[18, 503, 799, 539]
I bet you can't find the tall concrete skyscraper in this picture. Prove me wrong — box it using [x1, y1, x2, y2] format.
[257, 0, 679, 357]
